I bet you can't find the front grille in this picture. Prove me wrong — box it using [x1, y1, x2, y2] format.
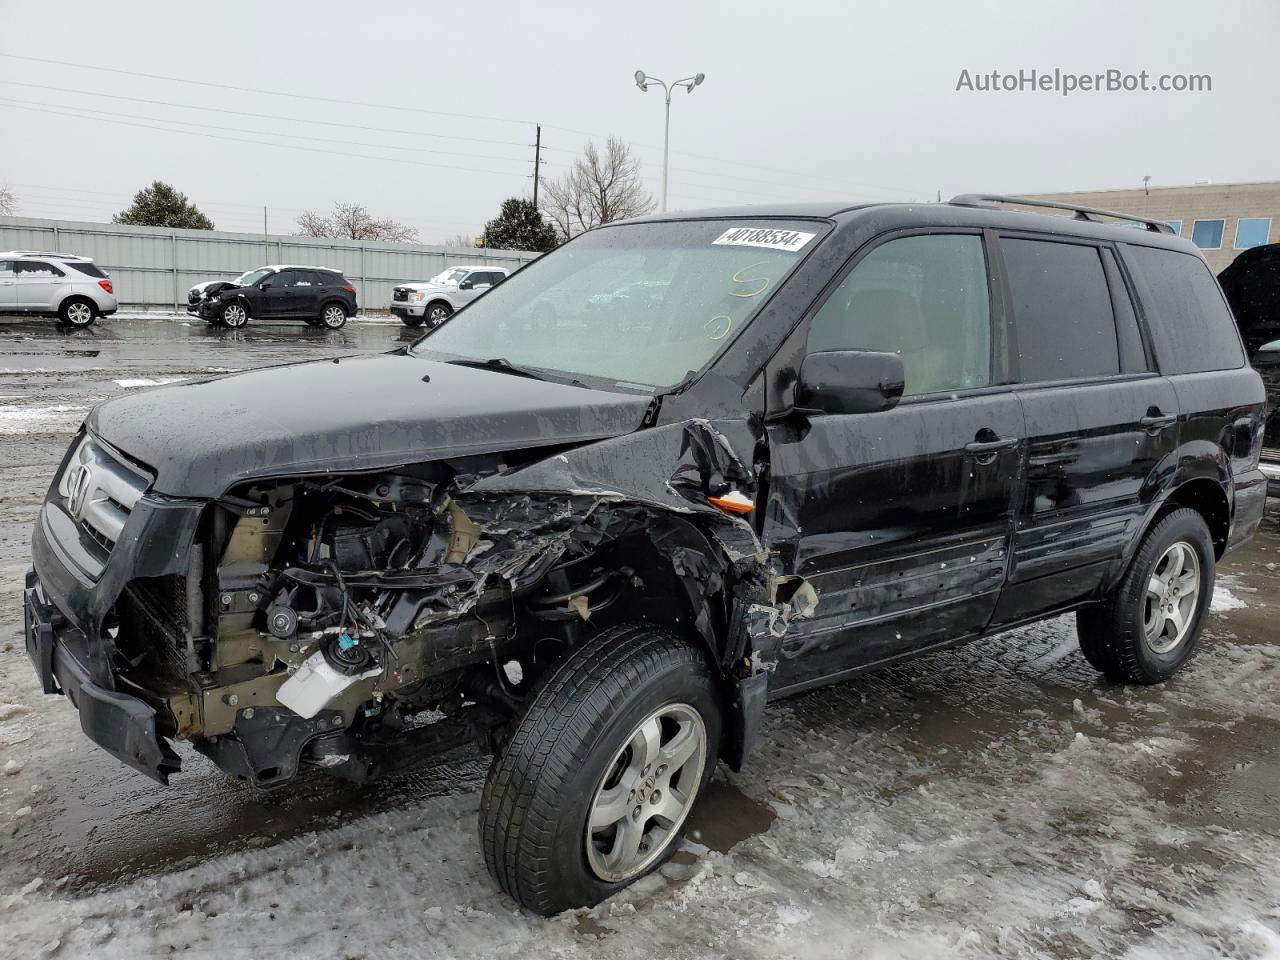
[59, 438, 150, 552]
[393, 287, 409, 301]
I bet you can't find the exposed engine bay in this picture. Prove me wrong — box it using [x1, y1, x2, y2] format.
[103, 421, 810, 787]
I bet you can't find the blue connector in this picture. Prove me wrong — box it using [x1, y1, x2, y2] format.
[337, 633, 357, 652]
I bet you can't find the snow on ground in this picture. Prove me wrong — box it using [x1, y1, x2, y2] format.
[111, 377, 190, 388]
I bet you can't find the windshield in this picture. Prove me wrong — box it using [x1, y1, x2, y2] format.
[428, 268, 469, 285]
[411, 219, 826, 389]
[234, 268, 272, 286]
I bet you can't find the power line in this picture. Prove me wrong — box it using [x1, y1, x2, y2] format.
[0, 102, 534, 179]
[0, 95, 541, 165]
[0, 51, 535, 126]
[0, 80, 544, 150]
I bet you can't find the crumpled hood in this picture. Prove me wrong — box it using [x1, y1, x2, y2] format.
[86, 353, 652, 498]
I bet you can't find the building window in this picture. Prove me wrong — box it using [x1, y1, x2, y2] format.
[1234, 217, 1271, 250]
[1166, 220, 1182, 236]
[1191, 219, 1225, 249]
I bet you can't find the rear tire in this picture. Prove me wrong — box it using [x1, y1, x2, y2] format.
[320, 302, 348, 329]
[479, 624, 721, 916]
[59, 297, 97, 328]
[1077, 507, 1214, 684]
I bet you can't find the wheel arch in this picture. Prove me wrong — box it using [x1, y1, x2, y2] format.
[319, 297, 348, 315]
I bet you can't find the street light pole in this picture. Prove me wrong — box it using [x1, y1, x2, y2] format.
[634, 70, 706, 213]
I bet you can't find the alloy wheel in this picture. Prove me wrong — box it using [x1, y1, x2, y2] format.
[584, 702, 707, 883]
[1144, 540, 1201, 654]
[66, 302, 93, 326]
[322, 305, 346, 328]
[222, 304, 247, 327]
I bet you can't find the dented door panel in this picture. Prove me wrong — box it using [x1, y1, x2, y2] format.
[763, 391, 1024, 691]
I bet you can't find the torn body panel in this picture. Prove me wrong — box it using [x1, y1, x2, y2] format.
[32, 416, 815, 786]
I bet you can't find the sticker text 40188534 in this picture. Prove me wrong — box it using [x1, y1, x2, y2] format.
[712, 227, 815, 252]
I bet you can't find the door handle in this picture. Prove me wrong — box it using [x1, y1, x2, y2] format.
[964, 436, 1019, 456]
[1140, 413, 1176, 432]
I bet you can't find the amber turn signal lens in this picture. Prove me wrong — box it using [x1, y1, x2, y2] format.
[707, 490, 754, 514]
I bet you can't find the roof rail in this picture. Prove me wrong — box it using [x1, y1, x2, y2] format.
[1, 250, 92, 259]
[949, 194, 1175, 234]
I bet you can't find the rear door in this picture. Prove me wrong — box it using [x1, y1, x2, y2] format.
[13, 259, 67, 309]
[0, 260, 14, 309]
[764, 230, 1025, 692]
[287, 270, 324, 317]
[991, 234, 1179, 626]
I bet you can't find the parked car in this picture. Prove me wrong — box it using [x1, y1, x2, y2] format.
[1219, 244, 1280, 495]
[25, 197, 1267, 915]
[0, 250, 117, 327]
[187, 265, 357, 329]
[390, 265, 509, 327]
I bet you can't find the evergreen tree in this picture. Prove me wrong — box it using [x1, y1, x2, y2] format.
[483, 197, 558, 252]
[113, 181, 214, 229]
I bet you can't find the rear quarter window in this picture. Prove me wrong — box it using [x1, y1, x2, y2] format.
[1124, 245, 1245, 374]
[66, 261, 107, 279]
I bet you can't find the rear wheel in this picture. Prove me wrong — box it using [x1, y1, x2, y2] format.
[479, 624, 721, 915]
[59, 297, 97, 328]
[425, 301, 452, 327]
[320, 302, 348, 329]
[1077, 507, 1214, 684]
[220, 302, 249, 328]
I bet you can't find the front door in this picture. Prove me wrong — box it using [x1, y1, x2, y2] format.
[764, 231, 1024, 693]
[254, 269, 296, 317]
[989, 235, 1180, 625]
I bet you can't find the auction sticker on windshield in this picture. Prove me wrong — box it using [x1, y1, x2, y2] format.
[712, 226, 815, 252]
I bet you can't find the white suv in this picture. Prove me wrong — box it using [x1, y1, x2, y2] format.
[389, 265, 509, 327]
[0, 251, 119, 327]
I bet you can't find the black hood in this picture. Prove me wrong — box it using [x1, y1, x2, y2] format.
[1219, 243, 1280, 355]
[86, 353, 652, 497]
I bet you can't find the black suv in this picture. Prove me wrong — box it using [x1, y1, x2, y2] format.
[187, 265, 357, 329]
[25, 197, 1268, 915]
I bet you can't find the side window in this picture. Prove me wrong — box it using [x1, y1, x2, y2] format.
[1123, 245, 1245, 374]
[0, 260, 12, 276]
[807, 234, 991, 397]
[1100, 248, 1148, 373]
[269, 270, 299, 287]
[16, 260, 64, 277]
[1001, 238, 1119, 382]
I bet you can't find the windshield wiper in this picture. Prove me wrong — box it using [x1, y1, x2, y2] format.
[444, 357, 547, 381]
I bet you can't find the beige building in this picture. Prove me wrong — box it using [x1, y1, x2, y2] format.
[1017, 180, 1280, 273]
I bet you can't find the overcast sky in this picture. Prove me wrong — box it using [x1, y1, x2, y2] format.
[1, 0, 1276, 241]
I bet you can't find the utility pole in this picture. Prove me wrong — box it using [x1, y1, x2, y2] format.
[531, 124, 542, 208]
[263, 206, 269, 261]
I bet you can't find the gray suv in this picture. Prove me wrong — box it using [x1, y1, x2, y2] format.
[390, 265, 509, 327]
[0, 251, 119, 327]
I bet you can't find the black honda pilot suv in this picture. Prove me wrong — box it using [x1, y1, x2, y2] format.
[25, 196, 1268, 914]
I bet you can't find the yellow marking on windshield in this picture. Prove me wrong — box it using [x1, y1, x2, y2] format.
[730, 261, 772, 298]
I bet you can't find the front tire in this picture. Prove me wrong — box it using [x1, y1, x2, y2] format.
[1077, 507, 1214, 684]
[479, 624, 721, 916]
[220, 301, 249, 328]
[60, 297, 97, 327]
[425, 301, 452, 327]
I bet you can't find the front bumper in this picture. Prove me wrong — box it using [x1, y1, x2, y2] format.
[390, 303, 425, 319]
[24, 570, 180, 784]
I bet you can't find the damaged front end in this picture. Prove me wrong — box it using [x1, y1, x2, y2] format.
[28, 420, 814, 788]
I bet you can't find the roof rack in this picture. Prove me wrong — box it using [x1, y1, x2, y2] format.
[949, 194, 1175, 234]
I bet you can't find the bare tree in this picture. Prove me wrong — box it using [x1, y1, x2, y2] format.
[0, 183, 18, 217]
[443, 232, 477, 248]
[295, 202, 418, 242]
[540, 137, 655, 240]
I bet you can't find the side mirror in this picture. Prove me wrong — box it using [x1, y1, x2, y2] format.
[258, 282, 270, 290]
[794, 350, 905, 416]
[459, 279, 474, 290]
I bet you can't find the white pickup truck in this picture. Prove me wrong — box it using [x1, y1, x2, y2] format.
[389, 265, 510, 327]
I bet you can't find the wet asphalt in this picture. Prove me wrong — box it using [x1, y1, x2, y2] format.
[0, 315, 1277, 949]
